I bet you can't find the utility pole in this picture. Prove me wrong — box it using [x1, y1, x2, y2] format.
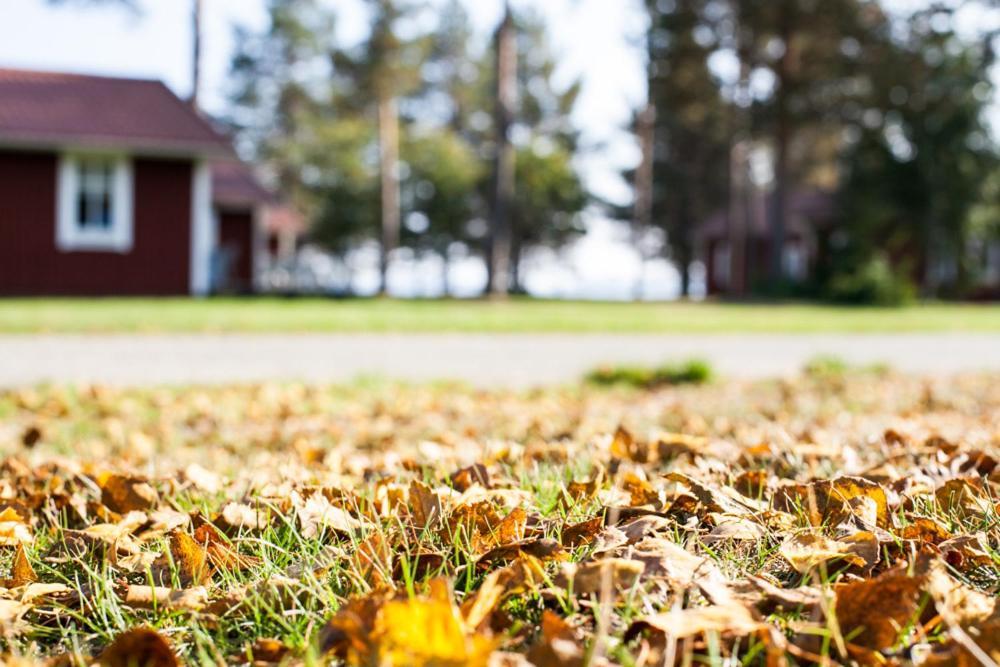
[488, 1, 517, 297]
[190, 0, 203, 108]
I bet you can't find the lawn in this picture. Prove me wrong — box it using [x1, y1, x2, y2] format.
[1, 297, 1000, 333]
[1, 371, 999, 664]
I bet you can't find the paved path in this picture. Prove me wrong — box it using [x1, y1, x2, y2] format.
[0, 333, 997, 387]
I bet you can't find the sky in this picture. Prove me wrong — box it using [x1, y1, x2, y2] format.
[1, 0, 996, 298]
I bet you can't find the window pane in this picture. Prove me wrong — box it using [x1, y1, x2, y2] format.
[75, 159, 115, 229]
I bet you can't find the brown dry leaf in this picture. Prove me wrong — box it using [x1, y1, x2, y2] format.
[474, 507, 527, 553]
[703, 517, 766, 545]
[0, 598, 30, 633]
[478, 538, 565, 567]
[408, 480, 444, 530]
[1, 544, 37, 588]
[779, 530, 879, 574]
[182, 463, 222, 494]
[620, 473, 660, 507]
[619, 514, 672, 545]
[935, 478, 995, 521]
[122, 585, 208, 612]
[656, 432, 710, 459]
[560, 472, 604, 508]
[833, 566, 927, 651]
[319, 593, 383, 660]
[21, 425, 42, 448]
[99, 473, 159, 513]
[610, 425, 646, 462]
[939, 533, 994, 570]
[447, 501, 503, 545]
[155, 530, 211, 586]
[99, 626, 178, 667]
[461, 566, 508, 632]
[925, 558, 996, 628]
[561, 515, 603, 547]
[898, 517, 953, 544]
[217, 502, 271, 532]
[625, 601, 763, 641]
[526, 610, 586, 667]
[734, 470, 769, 499]
[0, 508, 33, 546]
[296, 493, 363, 538]
[774, 476, 890, 529]
[915, 617, 1000, 667]
[247, 637, 291, 665]
[664, 471, 755, 516]
[451, 464, 490, 492]
[629, 537, 726, 594]
[557, 558, 644, 597]
[353, 532, 394, 589]
[192, 524, 260, 572]
[740, 575, 823, 615]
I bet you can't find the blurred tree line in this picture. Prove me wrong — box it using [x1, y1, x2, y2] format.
[634, 0, 999, 303]
[58, 0, 1000, 302]
[227, 0, 587, 296]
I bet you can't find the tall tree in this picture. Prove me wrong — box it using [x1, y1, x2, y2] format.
[228, 0, 336, 225]
[489, 4, 517, 297]
[832, 3, 998, 299]
[644, 0, 730, 297]
[333, 0, 429, 295]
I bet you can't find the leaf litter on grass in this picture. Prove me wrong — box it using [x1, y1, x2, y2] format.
[0, 372, 998, 664]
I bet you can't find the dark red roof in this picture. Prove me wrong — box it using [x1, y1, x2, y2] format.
[697, 188, 838, 241]
[211, 160, 273, 208]
[0, 68, 232, 157]
[210, 161, 305, 235]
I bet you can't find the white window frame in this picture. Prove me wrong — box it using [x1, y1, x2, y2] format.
[56, 153, 133, 253]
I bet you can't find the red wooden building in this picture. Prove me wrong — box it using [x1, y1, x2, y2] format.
[0, 68, 272, 296]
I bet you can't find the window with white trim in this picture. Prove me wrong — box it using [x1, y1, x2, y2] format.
[56, 155, 133, 252]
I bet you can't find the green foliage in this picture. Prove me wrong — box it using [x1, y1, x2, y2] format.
[585, 359, 713, 389]
[825, 255, 917, 306]
[402, 128, 484, 253]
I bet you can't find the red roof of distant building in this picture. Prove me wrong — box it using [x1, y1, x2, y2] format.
[0, 68, 232, 157]
[210, 160, 306, 235]
[211, 160, 273, 209]
[263, 203, 306, 235]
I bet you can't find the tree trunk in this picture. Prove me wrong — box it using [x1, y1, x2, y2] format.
[440, 248, 451, 297]
[489, 5, 516, 298]
[633, 102, 656, 301]
[677, 190, 693, 298]
[377, 94, 401, 296]
[768, 4, 793, 286]
[190, 0, 203, 108]
[508, 233, 522, 295]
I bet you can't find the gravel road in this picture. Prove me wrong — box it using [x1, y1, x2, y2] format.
[0, 333, 997, 387]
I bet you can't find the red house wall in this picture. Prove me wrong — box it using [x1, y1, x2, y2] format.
[0, 150, 193, 295]
[218, 209, 254, 293]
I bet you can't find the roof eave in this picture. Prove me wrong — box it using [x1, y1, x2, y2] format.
[0, 134, 235, 160]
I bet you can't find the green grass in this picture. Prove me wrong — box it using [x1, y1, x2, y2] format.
[0, 297, 999, 334]
[584, 359, 713, 388]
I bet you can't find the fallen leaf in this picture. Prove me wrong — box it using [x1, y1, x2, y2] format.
[625, 602, 763, 641]
[779, 530, 879, 574]
[122, 585, 208, 612]
[99, 626, 178, 667]
[1, 544, 37, 588]
[557, 558, 644, 597]
[99, 473, 159, 513]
